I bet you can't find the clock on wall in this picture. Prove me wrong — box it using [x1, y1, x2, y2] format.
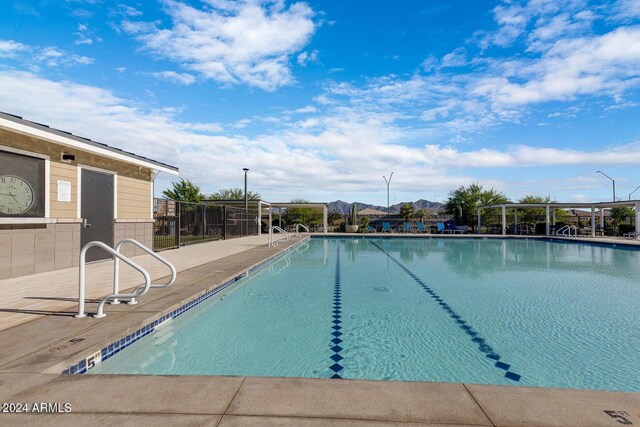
[0, 175, 35, 214]
[0, 149, 45, 217]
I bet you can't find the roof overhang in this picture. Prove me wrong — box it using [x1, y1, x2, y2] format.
[0, 113, 179, 175]
[480, 201, 639, 209]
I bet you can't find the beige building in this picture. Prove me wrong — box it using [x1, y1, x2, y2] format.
[0, 112, 178, 280]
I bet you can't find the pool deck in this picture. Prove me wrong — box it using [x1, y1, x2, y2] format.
[0, 234, 638, 426]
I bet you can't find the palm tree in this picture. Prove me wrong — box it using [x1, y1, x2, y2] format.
[400, 203, 414, 222]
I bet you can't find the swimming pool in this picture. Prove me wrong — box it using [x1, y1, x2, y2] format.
[90, 237, 640, 392]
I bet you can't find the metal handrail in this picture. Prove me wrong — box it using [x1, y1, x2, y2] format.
[268, 226, 291, 247]
[112, 239, 177, 305]
[76, 241, 151, 319]
[556, 225, 577, 237]
[295, 223, 309, 235]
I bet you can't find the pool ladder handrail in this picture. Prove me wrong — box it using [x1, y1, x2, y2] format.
[76, 239, 176, 319]
[295, 223, 309, 235]
[112, 239, 177, 306]
[556, 225, 577, 238]
[268, 226, 291, 247]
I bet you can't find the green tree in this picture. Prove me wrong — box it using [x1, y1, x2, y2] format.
[444, 183, 510, 229]
[400, 203, 414, 221]
[415, 209, 427, 223]
[162, 178, 204, 202]
[209, 187, 261, 200]
[517, 195, 568, 224]
[283, 198, 323, 226]
[327, 210, 343, 224]
[611, 207, 635, 224]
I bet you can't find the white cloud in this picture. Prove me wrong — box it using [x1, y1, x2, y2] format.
[0, 40, 27, 58]
[233, 118, 251, 129]
[150, 71, 196, 85]
[613, 0, 640, 20]
[473, 26, 640, 105]
[297, 49, 319, 66]
[2, 71, 640, 200]
[441, 48, 467, 68]
[294, 105, 316, 113]
[0, 39, 94, 67]
[123, 0, 316, 91]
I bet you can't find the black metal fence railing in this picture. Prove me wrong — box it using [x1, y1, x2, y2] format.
[153, 199, 259, 251]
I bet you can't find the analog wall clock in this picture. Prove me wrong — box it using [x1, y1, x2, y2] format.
[0, 175, 35, 215]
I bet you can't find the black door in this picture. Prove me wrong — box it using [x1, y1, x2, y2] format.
[81, 169, 114, 262]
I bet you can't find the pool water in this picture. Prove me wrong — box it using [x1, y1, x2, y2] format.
[92, 238, 640, 392]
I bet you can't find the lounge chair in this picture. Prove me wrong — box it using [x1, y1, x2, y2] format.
[436, 222, 450, 233]
[382, 222, 392, 233]
[402, 222, 412, 233]
[366, 225, 376, 233]
[624, 231, 639, 239]
[416, 222, 428, 233]
[447, 223, 464, 234]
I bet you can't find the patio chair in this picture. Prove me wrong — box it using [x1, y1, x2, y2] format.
[624, 231, 639, 239]
[436, 222, 450, 233]
[402, 222, 412, 233]
[447, 223, 464, 234]
[416, 222, 428, 233]
[382, 222, 392, 233]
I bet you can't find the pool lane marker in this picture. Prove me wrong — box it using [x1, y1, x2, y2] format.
[329, 243, 344, 379]
[369, 241, 522, 382]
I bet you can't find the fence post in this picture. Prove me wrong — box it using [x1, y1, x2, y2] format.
[223, 205, 227, 240]
[177, 201, 181, 247]
[202, 203, 206, 240]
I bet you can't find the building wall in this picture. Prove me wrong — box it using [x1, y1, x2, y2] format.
[0, 127, 157, 279]
[0, 127, 153, 220]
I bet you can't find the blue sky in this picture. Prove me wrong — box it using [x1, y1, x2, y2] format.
[1, 0, 640, 205]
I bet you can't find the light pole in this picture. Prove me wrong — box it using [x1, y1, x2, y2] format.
[596, 171, 615, 202]
[383, 172, 393, 214]
[629, 185, 640, 201]
[243, 168, 249, 210]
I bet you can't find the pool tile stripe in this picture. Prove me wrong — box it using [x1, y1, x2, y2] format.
[329, 243, 345, 379]
[63, 237, 310, 375]
[369, 241, 523, 383]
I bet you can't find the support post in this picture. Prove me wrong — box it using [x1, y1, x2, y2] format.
[600, 208, 605, 228]
[514, 209, 518, 227]
[279, 208, 282, 228]
[635, 202, 640, 239]
[202, 203, 206, 240]
[545, 205, 550, 237]
[323, 205, 328, 235]
[258, 202, 262, 236]
[501, 206, 506, 235]
[477, 208, 481, 234]
[591, 207, 596, 237]
[223, 205, 227, 240]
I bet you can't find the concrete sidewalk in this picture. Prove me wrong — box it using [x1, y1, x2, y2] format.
[0, 235, 274, 331]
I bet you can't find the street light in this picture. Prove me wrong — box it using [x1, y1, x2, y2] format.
[629, 185, 640, 201]
[243, 168, 249, 210]
[596, 171, 616, 202]
[383, 172, 394, 214]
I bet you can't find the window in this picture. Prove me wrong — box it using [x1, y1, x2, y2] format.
[0, 150, 46, 217]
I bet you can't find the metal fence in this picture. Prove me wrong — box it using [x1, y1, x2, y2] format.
[153, 199, 259, 251]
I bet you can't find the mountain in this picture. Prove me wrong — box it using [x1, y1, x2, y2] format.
[327, 199, 443, 214]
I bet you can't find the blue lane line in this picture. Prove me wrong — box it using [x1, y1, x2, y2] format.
[369, 241, 522, 382]
[329, 243, 344, 379]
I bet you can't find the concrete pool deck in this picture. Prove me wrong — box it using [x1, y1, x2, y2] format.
[0, 234, 638, 426]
